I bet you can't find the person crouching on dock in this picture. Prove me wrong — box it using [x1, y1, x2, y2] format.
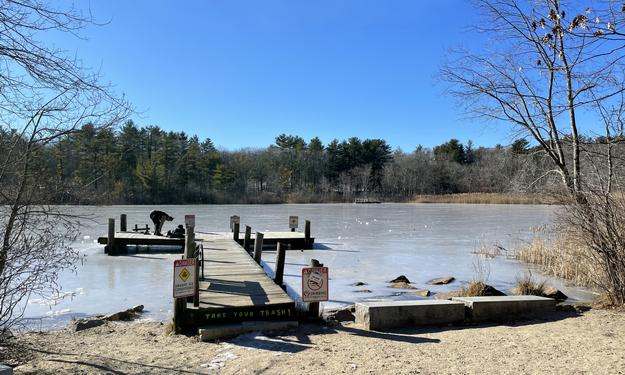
[150, 210, 173, 236]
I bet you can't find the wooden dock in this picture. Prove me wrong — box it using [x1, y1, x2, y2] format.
[98, 215, 315, 337]
[177, 238, 297, 332]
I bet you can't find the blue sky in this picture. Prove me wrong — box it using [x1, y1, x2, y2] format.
[54, 1, 512, 151]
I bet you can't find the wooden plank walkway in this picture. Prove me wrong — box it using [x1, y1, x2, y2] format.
[180, 238, 297, 329]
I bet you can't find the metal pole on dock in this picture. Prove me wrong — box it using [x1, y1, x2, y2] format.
[243, 225, 251, 252]
[233, 222, 240, 242]
[120, 214, 127, 232]
[107, 218, 116, 255]
[253, 232, 264, 264]
[274, 242, 286, 288]
[305, 220, 311, 248]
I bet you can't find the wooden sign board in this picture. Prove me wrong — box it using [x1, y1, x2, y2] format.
[289, 216, 299, 229]
[173, 258, 196, 298]
[302, 266, 328, 302]
[184, 214, 195, 228]
[230, 215, 240, 230]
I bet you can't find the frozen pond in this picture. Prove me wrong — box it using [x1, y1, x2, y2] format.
[22, 203, 594, 329]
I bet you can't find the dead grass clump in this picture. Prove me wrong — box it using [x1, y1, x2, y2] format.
[512, 272, 546, 296]
[458, 281, 505, 297]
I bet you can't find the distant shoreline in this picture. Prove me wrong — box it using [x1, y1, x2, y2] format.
[46, 193, 559, 206]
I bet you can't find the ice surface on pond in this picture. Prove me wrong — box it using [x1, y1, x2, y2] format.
[20, 203, 595, 329]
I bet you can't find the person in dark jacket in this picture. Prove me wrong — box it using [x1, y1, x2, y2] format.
[150, 210, 173, 236]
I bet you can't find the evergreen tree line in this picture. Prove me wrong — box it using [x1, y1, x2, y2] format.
[2, 120, 575, 204]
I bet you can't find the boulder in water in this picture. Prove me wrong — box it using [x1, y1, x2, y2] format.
[428, 276, 456, 285]
[390, 275, 410, 284]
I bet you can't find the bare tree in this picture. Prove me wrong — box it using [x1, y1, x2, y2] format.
[443, 0, 625, 304]
[0, 0, 130, 331]
[442, 0, 625, 200]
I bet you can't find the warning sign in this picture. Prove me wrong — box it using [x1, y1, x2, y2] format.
[230, 215, 240, 230]
[302, 267, 328, 302]
[289, 216, 298, 229]
[185, 214, 195, 228]
[173, 258, 196, 298]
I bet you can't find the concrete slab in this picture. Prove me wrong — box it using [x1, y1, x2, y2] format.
[452, 295, 556, 322]
[355, 300, 465, 331]
[199, 320, 298, 341]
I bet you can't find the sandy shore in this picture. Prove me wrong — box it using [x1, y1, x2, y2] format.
[8, 308, 625, 374]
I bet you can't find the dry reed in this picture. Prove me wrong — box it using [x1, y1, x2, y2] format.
[513, 225, 601, 289]
[412, 193, 556, 205]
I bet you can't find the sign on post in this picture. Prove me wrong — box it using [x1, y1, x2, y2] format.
[173, 258, 196, 298]
[302, 266, 329, 302]
[289, 216, 299, 229]
[185, 214, 195, 228]
[230, 215, 240, 230]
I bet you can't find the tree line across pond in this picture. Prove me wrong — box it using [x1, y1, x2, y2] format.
[4, 120, 570, 204]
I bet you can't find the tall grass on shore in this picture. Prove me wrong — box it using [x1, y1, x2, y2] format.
[513, 225, 600, 288]
[412, 193, 556, 205]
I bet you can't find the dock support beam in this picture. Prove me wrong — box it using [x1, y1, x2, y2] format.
[243, 225, 251, 252]
[305, 220, 311, 249]
[107, 218, 116, 255]
[120, 214, 127, 232]
[253, 232, 264, 264]
[274, 242, 286, 289]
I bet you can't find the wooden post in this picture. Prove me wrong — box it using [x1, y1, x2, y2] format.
[308, 258, 321, 318]
[305, 220, 311, 248]
[185, 225, 195, 259]
[107, 218, 115, 255]
[120, 214, 127, 232]
[274, 242, 286, 288]
[253, 232, 264, 264]
[173, 297, 186, 334]
[233, 222, 240, 242]
[243, 225, 251, 252]
[194, 257, 200, 307]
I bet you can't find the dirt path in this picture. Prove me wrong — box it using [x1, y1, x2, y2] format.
[10, 308, 625, 374]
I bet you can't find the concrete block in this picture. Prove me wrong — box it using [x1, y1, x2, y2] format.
[355, 300, 466, 331]
[199, 320, 298, 341]
[452, 295, 556, 322]
[0, 364, 12, 375]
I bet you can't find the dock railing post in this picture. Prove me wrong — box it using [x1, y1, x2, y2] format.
[120, 214, 127, 232]
[305, 220, 311, 248]
[233, 222, 240, 242]
[253, 232, 264, 264]
[274, 242, 286, 289]
[243, 225, 251, 252]
[107, 218, 115, 255]
[185, 225, 195, 259]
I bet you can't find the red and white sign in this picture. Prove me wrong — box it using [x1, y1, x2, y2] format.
[289, 216, 299, 229]
[173, 258, 196, 298]
[302, 267, 329, 302]
[230, 215, 240, 230]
